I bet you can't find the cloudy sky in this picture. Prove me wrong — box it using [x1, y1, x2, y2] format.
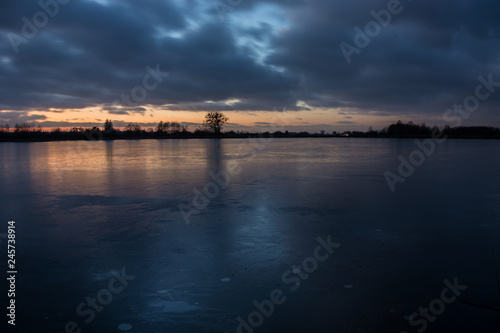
[1, 0, 499, 132]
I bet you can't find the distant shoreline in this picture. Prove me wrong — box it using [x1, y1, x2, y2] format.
[1, 121, 499, 142]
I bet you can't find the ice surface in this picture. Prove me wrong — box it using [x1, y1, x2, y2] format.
[1, 138, 500, 332]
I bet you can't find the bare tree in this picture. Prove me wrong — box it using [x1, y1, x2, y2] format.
[204, 112, 228, 135]
[125, 123, 142, 133]
[14, 123, 35, 133]
[103, 119, 114, 133]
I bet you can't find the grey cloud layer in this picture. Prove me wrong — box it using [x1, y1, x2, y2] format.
[1, 0, 499, 123]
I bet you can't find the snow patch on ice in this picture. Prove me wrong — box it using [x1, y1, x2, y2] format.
[149, 300, 199, 312]
[91, 271, 114, 281]
[118, 323, 132, 331]
[221, 277, 231, 282]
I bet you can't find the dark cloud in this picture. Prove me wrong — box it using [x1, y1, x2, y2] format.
[0, 0, 499, 125]
[106, 106, 148, 115]
[0, 111, 47, 123]
[266, 0, 500, 121]
[254, 121, 277, 126]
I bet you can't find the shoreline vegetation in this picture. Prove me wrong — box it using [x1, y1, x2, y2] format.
[0, 118, 500, 142]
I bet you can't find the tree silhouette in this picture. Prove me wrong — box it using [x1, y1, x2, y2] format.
[14, 123, 35, 133]
[103, 119, 115, 134]
[125, 123, 142, 133]
[157, 121, 165, 134]
[171, 121, 181, 134]
[204, 112, 228, 136]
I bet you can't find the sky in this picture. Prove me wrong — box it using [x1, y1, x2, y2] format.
[0, 0, 499, 132]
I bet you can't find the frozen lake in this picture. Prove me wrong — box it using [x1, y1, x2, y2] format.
[1, 138, 500, 332]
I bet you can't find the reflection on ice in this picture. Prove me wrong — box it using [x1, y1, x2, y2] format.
[1, 138, 500, 332]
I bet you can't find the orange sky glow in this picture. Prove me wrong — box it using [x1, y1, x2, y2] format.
[4, 106, 422, 133]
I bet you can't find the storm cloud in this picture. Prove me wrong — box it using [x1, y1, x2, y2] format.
[1, 0, 499, 125]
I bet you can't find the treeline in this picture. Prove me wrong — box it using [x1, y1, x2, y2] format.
[0, 121, 192, 142]
[342, 121, 500, 139]
[0, 119, 234, 142]
[0, 120, 499, 142]
[0, 114, 227, 141]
